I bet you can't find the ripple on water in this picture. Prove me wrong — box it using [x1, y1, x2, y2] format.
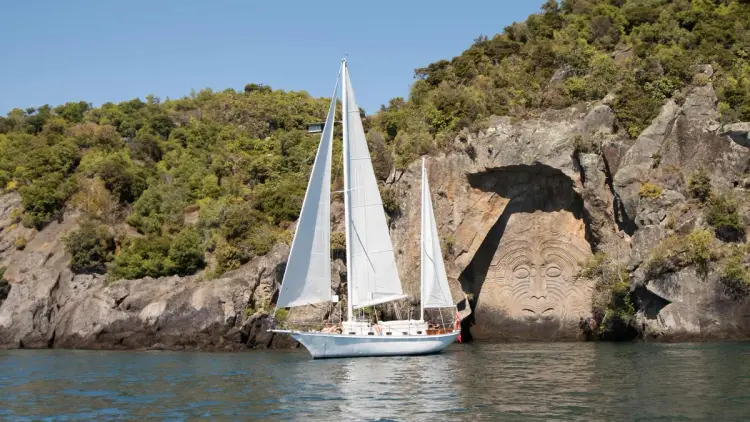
[1, 343, 750, 420]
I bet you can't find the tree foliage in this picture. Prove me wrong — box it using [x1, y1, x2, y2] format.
[371, 0, 750, 163]
[64, 222, 115, 274]
[1, 85, 332, 280]
[4, 0, 750, 283]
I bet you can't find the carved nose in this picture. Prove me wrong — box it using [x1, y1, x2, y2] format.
[530, 268, 547, 299]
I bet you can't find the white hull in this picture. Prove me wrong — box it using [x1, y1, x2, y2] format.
[273, 330, 459, 359]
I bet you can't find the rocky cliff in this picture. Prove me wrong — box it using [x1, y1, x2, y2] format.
[0, 204, 297, 350]
[2, 69, 750, 349]
[387, 68, 750, 342]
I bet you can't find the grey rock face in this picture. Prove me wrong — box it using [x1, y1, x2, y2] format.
[721, 122, 750, 148]
[385, 80, 750, 341]
[387, 102, 623, 340]
[636, 268, 750, 341]
[614, 100, 680, 223]
[0, 207, 297, 350]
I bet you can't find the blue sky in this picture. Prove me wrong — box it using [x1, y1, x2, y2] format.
[1, 0, 544, 115]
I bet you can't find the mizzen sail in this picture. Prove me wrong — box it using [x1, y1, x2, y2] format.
[275, 75, 339, 308]
[421, 159, 454, 309]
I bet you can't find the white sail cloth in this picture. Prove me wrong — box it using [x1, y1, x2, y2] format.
[421, 160, 454, 309]
[275, 77, 338, 308]
[343, 67, 406, 309]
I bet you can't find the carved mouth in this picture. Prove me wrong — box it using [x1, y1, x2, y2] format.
[521, 307, 556, 322]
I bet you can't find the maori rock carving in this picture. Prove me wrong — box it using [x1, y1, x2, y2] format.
[480, 211, 594, 330]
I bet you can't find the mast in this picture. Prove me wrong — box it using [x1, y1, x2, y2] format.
[420, 157, 426, 322]
[342, 59, 354, 323]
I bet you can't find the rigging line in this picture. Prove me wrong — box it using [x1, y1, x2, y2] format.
[351, 203, 385, 208]
[349, 222, 377, 272]
[334, 186, 364, 194]
[351, 248, 395, 256]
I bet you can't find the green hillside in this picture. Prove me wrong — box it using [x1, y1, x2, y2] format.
[2, 0, 750, 281]
[0, 87, 334, 279]
[372, 0, 750, 167]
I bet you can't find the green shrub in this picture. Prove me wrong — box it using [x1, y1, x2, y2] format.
[64, 221, 115, 274]
[612, 77, 663, 138]
[78, 152, 147, 203]
[109, 236, 173, 280]
[129, 131, 163, 162]
[13, 236, 27, 250]
[646, 229, 715, 278]
[581, 252, 636, 339]
[650, 152, 661, 169]
[242, 224, 277, 256]
[693, 73, 711, 86]
[686, 229, 713, 277]
[331, 231, 346, 259]
[639, 183, 662, 199]
[70, 177, 118, 223]
[719, 255, 750, 301]
[253, 178, 306, 224]
[126, 185, 188, 235]
[367, 130, 393, 181]
[168, 227, 205, 275]
[687, 168, 711, 202]
[440, 234, 455, 258]
[572, 135, 599, 155]
[54, 101, 91, 124]
[19, 175, 76, 229]
[4, 179, 18, 192]
[220, 202, 262, 241]
[564, 76, 588, 100]
[706, 194, 745, 242]
[380, 186, 400, 215]
[214, 239, 249, 276]
[274, 308, 289, 323]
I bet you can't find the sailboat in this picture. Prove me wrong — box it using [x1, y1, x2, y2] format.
[270, 59, 459, 358]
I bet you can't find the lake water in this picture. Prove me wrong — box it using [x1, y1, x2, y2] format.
[1, 342, 750, 421]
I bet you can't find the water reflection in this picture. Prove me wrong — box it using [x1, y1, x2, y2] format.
[1, 343, 750, 420]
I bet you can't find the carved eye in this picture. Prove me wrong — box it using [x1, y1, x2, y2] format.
[514, 267, 530, 278]
[546, 266, 562, 277]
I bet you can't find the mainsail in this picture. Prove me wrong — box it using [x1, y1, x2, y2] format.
[342, 64, 406, 309]
[420, 159, 454, 311]
[275, 75, 339, 308]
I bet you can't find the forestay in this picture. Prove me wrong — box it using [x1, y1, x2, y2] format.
[421, 160, 454, 309]
[343, 68, 406, 308]
[275, 76, 338, 308]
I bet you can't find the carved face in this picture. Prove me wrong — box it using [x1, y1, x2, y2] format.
[484, 212, 593, 324]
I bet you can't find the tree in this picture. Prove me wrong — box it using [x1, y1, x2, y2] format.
[367, 130, 393, 181]
[129, 131, 163, 162]
[54, 101, 91, 123]
[109, 236, 173, 280]
[168, 227, 205, 275]
[244, 83, 272, 94]
[64, 222, 115, 274]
